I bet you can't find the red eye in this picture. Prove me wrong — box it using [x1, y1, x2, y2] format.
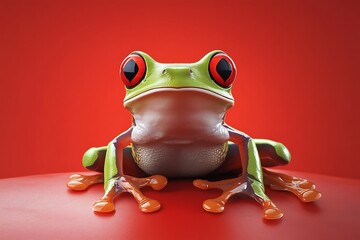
[209, 53, 236, 87]
[120, 54, 146, 88]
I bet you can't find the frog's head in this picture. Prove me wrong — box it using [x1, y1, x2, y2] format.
[120, 50, 236, 111]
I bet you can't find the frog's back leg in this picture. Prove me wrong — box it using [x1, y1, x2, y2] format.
[263, 168, 321, 202]
[210, 140, 290, 176]
[212, 140, 321, 202]
[67, 146, 147, 191]
[253, 140, 321, 202]
[82, 146, 107, 172]
[67, 147, 107, 191]
[254, 139, 291, 167]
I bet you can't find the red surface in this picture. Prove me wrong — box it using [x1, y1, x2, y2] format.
[0, 0, 359, 179]
[0, 171, 359, 239]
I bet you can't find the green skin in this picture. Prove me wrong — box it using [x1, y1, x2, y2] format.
[83, 50, 291, 211]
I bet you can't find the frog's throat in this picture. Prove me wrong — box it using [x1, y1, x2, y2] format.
[123, 87, 234, 108]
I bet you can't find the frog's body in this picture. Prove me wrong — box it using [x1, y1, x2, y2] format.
[68, 51, 321, 220]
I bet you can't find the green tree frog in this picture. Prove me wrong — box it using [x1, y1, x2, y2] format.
[67, 50, 321, 220]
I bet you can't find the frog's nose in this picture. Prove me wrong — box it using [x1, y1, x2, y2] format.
[162, 67, 193, 77]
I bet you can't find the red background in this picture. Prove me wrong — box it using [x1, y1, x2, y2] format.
[0, 0, 359, 179]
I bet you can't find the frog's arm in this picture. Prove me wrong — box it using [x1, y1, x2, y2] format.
[225, 125, 268, 200]
[92, 126, 167, 213]
[103, 127, 133, 194]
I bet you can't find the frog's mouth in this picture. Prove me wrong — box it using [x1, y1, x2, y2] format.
[123, 87, 234, 109]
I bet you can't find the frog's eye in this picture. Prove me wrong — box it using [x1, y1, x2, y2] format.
[120, 54, 146, 88]
[208, 53, 236, 87]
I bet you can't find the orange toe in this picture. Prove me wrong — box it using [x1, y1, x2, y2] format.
[139, 199, 161, 213]
[203, 199, 225, 213]
[301, 190, 322, 202]
[262, 201, 283, 220]
[67, 181, 87, 191]
[263, 207, 283, 220]
[193, 179, 209, 190]
[92, 200, 115, 213]
[149, 175, 168, 191]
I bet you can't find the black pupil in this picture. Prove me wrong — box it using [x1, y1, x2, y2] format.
[216, 58, 232, 81]
[124, 59, 139, 81]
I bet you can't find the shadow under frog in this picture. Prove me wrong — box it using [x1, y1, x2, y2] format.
[67, 51, 321, 220]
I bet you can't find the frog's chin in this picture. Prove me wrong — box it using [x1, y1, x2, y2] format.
[123, 87, 234, 108]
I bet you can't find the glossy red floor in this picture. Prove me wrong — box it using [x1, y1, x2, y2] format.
[0, 171, 359, 239]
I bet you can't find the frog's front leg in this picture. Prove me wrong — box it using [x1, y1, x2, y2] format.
[67, 131, 167, 212]
[194, 126, 283, 220]
[91, 127, 167, 213]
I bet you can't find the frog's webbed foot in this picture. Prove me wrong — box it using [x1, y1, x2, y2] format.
[93, 175, 168, 213]
[263, 168, 321, 202]
[67, 173, 104, 191]
[194, 177, 283, 220]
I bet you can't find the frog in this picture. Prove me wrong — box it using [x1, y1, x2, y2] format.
[67, 50, 321, 220]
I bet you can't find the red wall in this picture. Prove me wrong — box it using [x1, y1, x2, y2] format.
[0, 0, 359, 179]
